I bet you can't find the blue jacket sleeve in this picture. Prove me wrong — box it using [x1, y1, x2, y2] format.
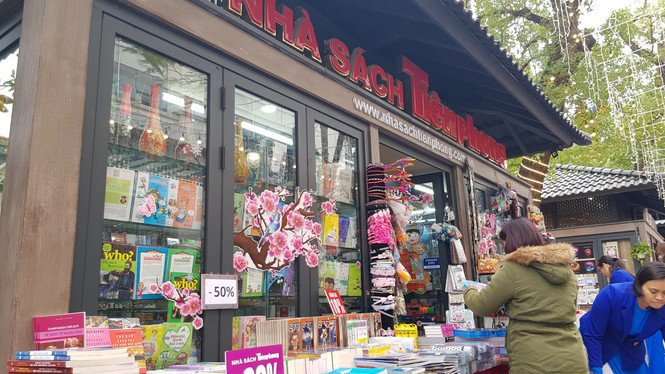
[611, 269, 633, 284]
[580, 287, 613, 368]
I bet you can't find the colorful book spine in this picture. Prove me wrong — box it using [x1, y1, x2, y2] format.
[135, 246, 169, 300]
[32, 312, 86, 350]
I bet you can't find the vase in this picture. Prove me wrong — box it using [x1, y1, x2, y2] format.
[234, 116, 250, 184]
[119, 83, 133, 136]
[177, 96, 194, 160]
[139, 84, 167, 157]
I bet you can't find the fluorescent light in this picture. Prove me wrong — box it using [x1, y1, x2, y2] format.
[261, 104, 277, 113]
[162, 92, 206, 115]
[241, 121, 293, 146]
[414, 184, 434, 195]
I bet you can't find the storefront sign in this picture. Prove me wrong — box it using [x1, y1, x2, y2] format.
[208, 0, 507, 166]
[225, 344, 284, 374]
[324, 289, 347, 315]
[353, 96, 467, 164]
[201, 274, 238, 310]
[423, 258, 440, 270]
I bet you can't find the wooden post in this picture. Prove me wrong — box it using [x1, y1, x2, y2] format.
[0, 0, 93, 361]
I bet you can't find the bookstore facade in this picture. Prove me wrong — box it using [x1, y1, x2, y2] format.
[0, 0, 591, 363]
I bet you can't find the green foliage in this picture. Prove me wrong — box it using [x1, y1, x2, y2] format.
[631, 241, 653, 262]
[466, 0, 665, 170]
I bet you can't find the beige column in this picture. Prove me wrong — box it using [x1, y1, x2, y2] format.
[0, 0, 93, 361]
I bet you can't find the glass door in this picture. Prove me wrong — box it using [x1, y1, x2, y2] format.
[308, 110, 367, 315]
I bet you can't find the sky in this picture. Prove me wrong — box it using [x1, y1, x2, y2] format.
[0, 49, 17, 139]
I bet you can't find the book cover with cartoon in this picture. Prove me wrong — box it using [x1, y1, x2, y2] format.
[347, 263, 362, 297]
[322, 213, 339, 247]
[172, 180, 198, 229]
[154, 322, 193, 369]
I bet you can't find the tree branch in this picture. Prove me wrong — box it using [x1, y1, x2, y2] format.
[506, 8, 549, 26]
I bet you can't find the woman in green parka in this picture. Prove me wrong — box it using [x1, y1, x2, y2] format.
[464, 218, 588, 374]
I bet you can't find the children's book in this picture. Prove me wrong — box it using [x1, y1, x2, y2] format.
[287, 319, 301, 353]
[338, 216, 351, 247]
[108, 318, 141, 329]
[322, 213, 340, 247]
[335, 262, 350, 296]
[165, 178, 179, 227]
[335, 167, 354, 204]
[315, 315, 338, 349]
[172, 180, 198, 229]
[85, 316, 110, 348]
[99, 243, 137, 300]
[300, 318, 315, 352]
[347, 263, 362, 297]
[154, 322, 193, 369]
[132, 172, 169, 226]
[233, 193, 245, 232]
[109, 328, 146, 372]
[241, 268, 264, 297]
[135, 246, 169, 300]
[167, 248, 200, 276]
[319, 260, 337, 295]
[192, 184, 204, 230]
[141, 325, 163, 371]
[104, 167, 135, 222]
[231, 316, 266, 350]
[33, 312, 86, 350]
[167, 272, 201, 322]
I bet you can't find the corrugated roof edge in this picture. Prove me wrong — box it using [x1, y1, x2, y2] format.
[444, 0, 591, 147]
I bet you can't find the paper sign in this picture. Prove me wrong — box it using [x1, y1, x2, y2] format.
[324, 289, 347, 315]
[225, 344, 284, 374]
[201, 274, 238, 310]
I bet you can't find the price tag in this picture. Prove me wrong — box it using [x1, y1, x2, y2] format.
[201, 274, 238, 310]
[324, 289, 347, 315]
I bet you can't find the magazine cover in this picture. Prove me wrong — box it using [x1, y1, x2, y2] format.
[33, 312, 86, 350]
[99, 243, 137, 300]
[155, 322, 193, 369]
[172, 180, 198, 229]
[104, 167, 135, 222]
[141, 325, 163, 371]
[136, 246, 169, 300]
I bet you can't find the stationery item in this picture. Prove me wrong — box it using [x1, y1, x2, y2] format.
[445, 265, 467, 293]
[135, 246, 169, 300]
[345, 318, 369, 347]
[33, 313, 86, 350]
[104, 167, 135, 222]
[99, 243, 137, 300]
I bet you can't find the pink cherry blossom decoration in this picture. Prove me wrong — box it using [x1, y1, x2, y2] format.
[233, 252, 249, 272]
[192, 316, 204, 330]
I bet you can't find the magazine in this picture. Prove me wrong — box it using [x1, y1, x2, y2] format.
[135, 246, 169, 300]
[104, 167, 135, 222]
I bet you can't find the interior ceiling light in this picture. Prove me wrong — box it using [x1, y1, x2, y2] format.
[260, 104, 277, 114]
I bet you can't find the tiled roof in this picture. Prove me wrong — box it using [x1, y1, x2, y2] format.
[542, 164, 657, 200]
[443, 0, 592, 147]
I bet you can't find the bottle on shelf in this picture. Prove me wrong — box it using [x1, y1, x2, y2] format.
[139, 83, 167, 157]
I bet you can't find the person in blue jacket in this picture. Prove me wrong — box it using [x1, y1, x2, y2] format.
[598, 256, 634, 284]
[580, 262, 665, 373]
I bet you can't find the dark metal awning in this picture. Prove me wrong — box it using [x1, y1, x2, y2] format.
[300, 0, 591, 158]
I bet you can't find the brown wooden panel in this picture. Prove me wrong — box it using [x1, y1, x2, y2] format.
[0, 0, 93, 361]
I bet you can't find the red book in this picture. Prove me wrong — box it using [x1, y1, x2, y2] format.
[32, 313, 86, 350]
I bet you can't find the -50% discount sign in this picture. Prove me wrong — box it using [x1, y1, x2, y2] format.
[201, 274, 238, 310]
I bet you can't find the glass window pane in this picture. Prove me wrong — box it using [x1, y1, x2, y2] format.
[99, 38, 207, 363]
[0, 46, 18, 217]
[314, 123, 362, 313]
[233, 89, 298, 318]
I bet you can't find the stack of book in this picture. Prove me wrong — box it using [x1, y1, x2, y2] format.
[7, 348, 139, 373]
[419, 324, 455, 350]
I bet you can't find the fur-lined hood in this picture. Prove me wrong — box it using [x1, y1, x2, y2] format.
[504, 243, 575, 285]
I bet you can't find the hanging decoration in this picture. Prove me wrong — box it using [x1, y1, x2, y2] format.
[139, 84, 167, 157]
[150, 281, 203, 330]
[233, 187, 331, 272]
